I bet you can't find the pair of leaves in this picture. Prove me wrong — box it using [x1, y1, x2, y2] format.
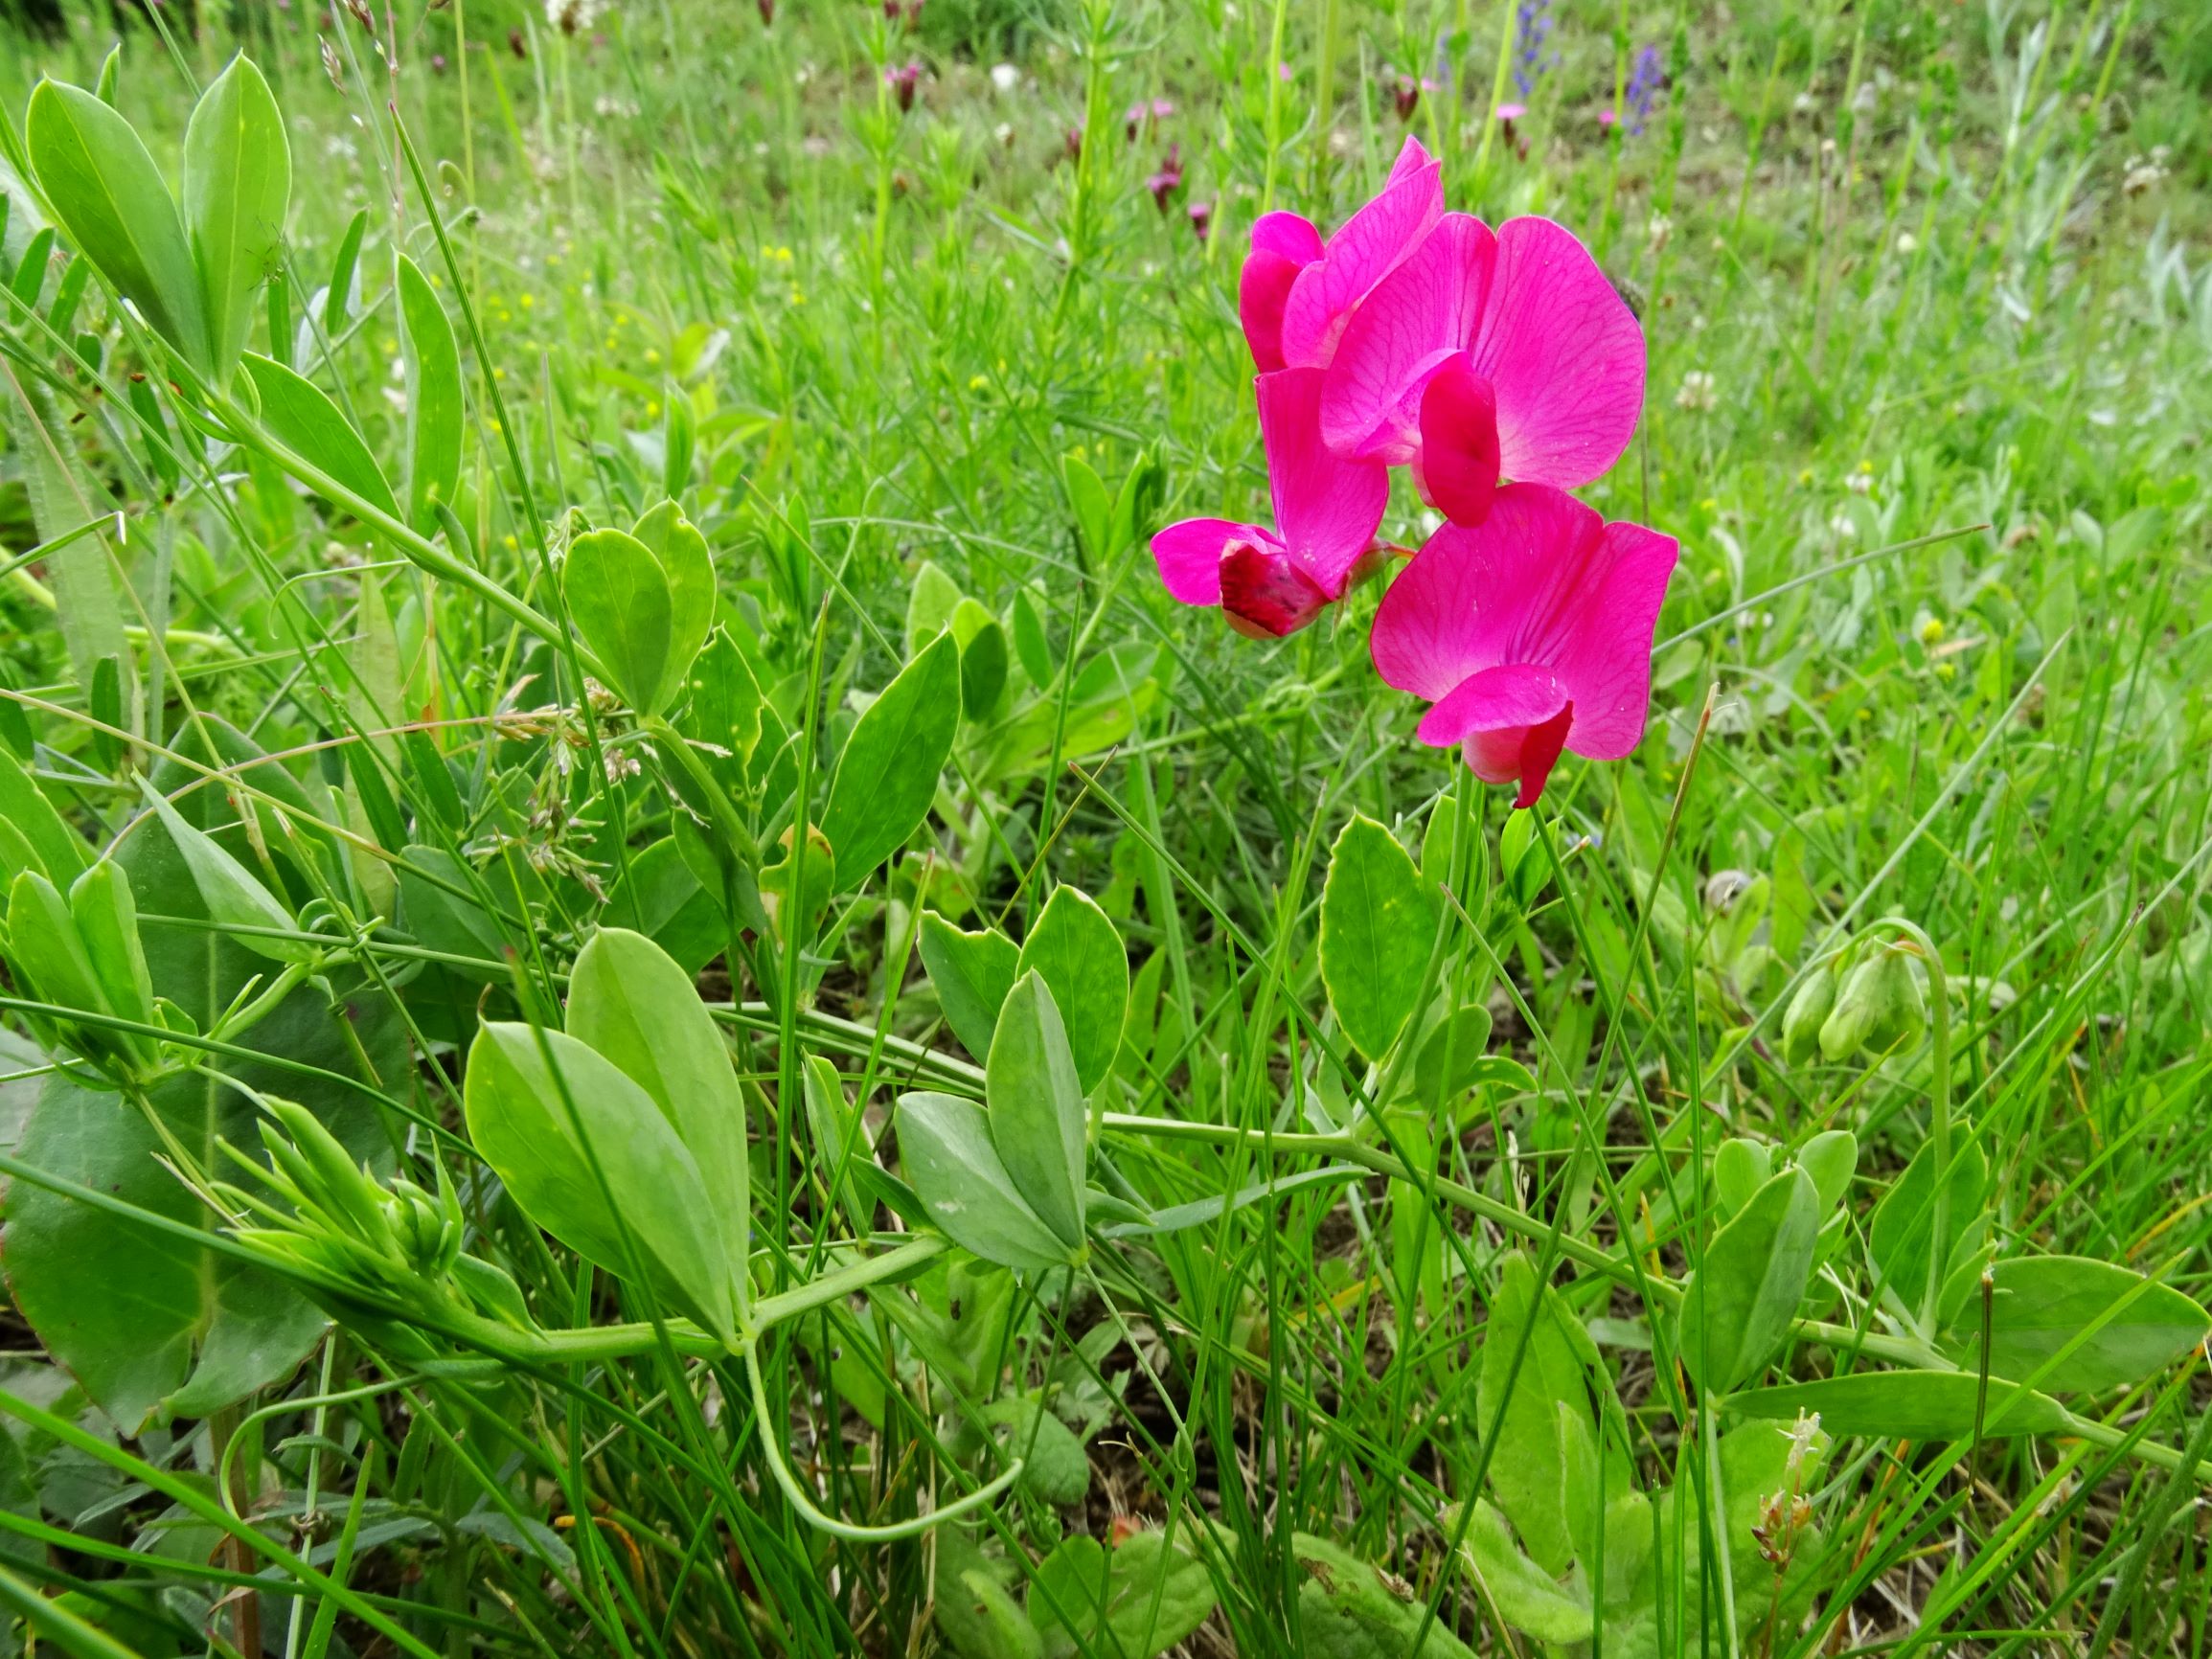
[904, 560, 1010, 718]
[898, 974, 1086, 1273]
[563, 502, 716, 718]
[29, 56, 286, 382]
[1320, 815, 1438, 1062]
[462, 927, 750, 1343]
[918, 887, 1129, 1091]
[1678, 1167, 1822, 1395]
[1477, 1253, 1611, 1578]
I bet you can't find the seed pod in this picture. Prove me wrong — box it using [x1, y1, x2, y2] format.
[264, 1096, 391, 1249]
[69, 861, 156, 1057]
[1857, 939, 1927, 1054]
[1817, 953, 1873, 1062]
[1783, 960, 1837, 1065]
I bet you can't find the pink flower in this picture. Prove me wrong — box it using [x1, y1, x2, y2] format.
[1317, 214, 1644, 527]
[1369, 484, 1676, 807]
[1151, 368, 1387, 639]
[1146, 142, 1183, 212]
[1187, 200, 1213, 240]
[1237, 136, 1443, 375]
[885, 61, 922, 111]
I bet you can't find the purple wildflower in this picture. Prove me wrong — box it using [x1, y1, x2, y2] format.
[1187, 199, 1212, 241]
[1146, 142, 1184, 212]
[885, 60, 921, 112]
[1514, 0, 1558, 100]
[1625, 42, 1664, 136]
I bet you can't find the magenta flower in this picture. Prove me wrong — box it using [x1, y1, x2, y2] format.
[885, 61, 922, 111]
[1187, 199, 1213, 241]
[1146, 142, 1183, 212]
[1151, 368, 1387, 639]
[1369, 484, 1676, 807]
[1317, 214, 1645, 527]
[1237, 136, 1443, 376]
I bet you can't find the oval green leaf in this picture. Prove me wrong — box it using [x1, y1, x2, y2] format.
[563, 528, 673, 716]
[821, 632, 960, 889]
[240, 352, 399, 523]
[894, 1090, 1071, 1273]
[1732, 1370, 2070, 1440]
[184, 55, 289, 381]
[1319, 814, 1437, 1062]
[1940, 1256, 2209, 1395]
[395, 252, 462, 532]
[918, 911, 1018, 1062]
[1015, 886, 1128, 1095]
[985, 972, 1086, 1249]
[1678, 1167, 1821, 1394]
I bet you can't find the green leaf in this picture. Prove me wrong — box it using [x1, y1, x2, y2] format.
[1319, 814, 1437, 1061]
[182, 55, 288, 382]
[978, 1396, 1090, 1505]
[240, 352, 399, 522]
[1798, 1128, 1859, 1211]
[1291, 1532, 1475, 1659]
[1478, 1252, 1596, 1575]
[904, 559, 964, 657]
[1732, 1370, 2070, 1439]
[68, 860, 154, 1034]
[1012, 587, 1053, 689]
[919, 912, 1019, 1061]
[1940, 1256, 2209, 1394]
[1406, 1005, 1494, 1111]
[894, 1091, 1072, 1273]
[138, 782, 311, 964]
[604, 837, 722, 974]
[1062, 454, 1112, 564]
[678, 625, 764, 788]
[1455, 1499, 1591, 1644]
[935, 1530, 1043, 1659]
[803, 1056, 875, 1238]
[1678, 1168, 1821, 1394]
[464, 1022, 740, 1344]
[0, 745, 91, 885]
[821, 632, 960, 888]
[3, 365, 132, 709]
[1035, 1529, 1217, 1659]
[27, 80, 207, 373]
[1015, 887, 1128, 1095]
[564, 927, 750, 1319]
[562, 528, 673, 716]
[1867, 1139, 1987, 1314]
[629, 500, 718, 716]
[1713, 1138, 1771, 1218]
[952, 598, 1009, 719]
[394, 253, 462, 532]
[985, 973, 1087, 1250]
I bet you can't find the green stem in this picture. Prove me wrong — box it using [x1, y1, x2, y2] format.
[1870, 915, 1952, 1334]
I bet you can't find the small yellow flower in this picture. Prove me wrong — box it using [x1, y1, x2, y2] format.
[503, 534, 518, 550]
[1857, 459, 1873, 474]
[645, 348, 661, 364]
[520, 293, 536, 309]
[969, 374, 989, 390]
[1796, 468, 1813, 485]
[492, 366, 507, 380]
[1935, 661, 1956, 681]
[616, 311, 632, 327]
[1919, 616, 1945, 645]
[647, 399, 661, 418]
[1699, 496, 1718, 511]
[788, 286, 805, 306]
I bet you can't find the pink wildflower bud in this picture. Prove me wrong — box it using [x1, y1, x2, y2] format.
[1393, 75, 1420, 122]
[1187, 200, 1212, 240]
[757, 0, 772, 19]
[885, 61, 921, 112]
[1146, 143, 1183, 212]
[1064, 124, 1085, 161]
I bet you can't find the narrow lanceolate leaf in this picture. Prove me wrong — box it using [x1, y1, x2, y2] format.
[917, 912, 1019, 1061]
[27, 80, 208, 374]
[1677, 1167, 1821, 1395]
[1941, 1257, 2209, 1395]
[1319, 814, 1437, 1061]
[0, 746, 92, 886]
[985, 973, 1088, 1249]
[183, 55, 289, 382]
[240, 352, 399, 522]
[564, 927, 751, 1317]
[895, 1091, 1072, 1273]
[394, 253, 463, 532]
[1732, 1371, 2071, 1440]
[138, 783, 311, 964]
[1015, 885, 1129, 1094]
[821, 631, 960, 889]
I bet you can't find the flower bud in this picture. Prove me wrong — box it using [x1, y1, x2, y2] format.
[1783, 961, 1837, 1065]
[1821, 939, 1925, 1060]
[384, 1178, 461, 1276]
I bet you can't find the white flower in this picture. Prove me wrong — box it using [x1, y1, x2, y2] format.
[990, 62, 1020, 95]
[993, 122, 1015, 148]
[1675, 370, 1717, 412]
[1829, 512, 1858, 538]
[545, 0, 606, 34]
[1895, 231, 1917, 254]
[1646, 213, 1673, 253]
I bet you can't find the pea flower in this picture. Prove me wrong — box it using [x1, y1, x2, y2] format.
[1369, 484, 1676, 806]
[1317, 214, 1645, 526]
[1238, 136, 1443, 376]
[1151, 368, 1387, 639]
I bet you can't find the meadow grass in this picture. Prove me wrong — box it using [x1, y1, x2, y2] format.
[0, 0, 2210, 1654]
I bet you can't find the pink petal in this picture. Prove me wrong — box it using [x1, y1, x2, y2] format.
[1239, 250, 1305, 372]
[1276, 152, 1446, 369]
[1371, 483, 1595, 701]
[1251, 210, 1324, 265]
[1544, 518, 1678, 759]
[1318, 214, 1497, 461]
[1467, 217, 1646, 488]
[1151, 517, 1261, 607]
[1412, 358, 1499, 527]
[1415, 662, 1566, 747]
[1220, 541, 1331, 638]
[1257, 368, 1387, 597]
[1385, 133, 1434, 188]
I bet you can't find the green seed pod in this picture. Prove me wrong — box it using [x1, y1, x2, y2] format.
[1783, 961, 1838, 1065]
[264, 1096, 391, 1248]
[7, 871, 108, 1021]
